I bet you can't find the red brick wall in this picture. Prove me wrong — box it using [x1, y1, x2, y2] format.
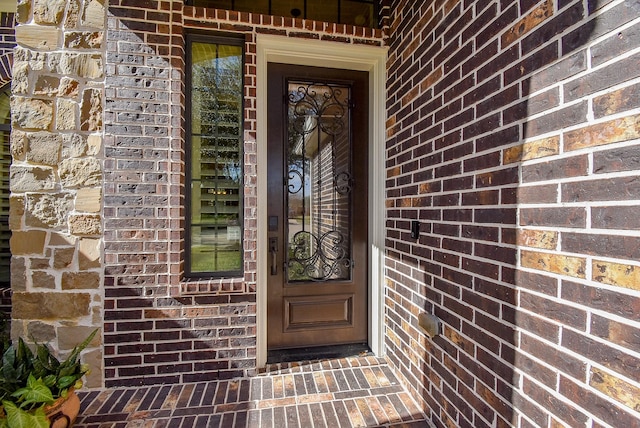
[384, 0, 640, 427]
[103, 1, 384, 387]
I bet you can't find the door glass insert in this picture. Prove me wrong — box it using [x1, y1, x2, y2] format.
[286, 81, 353, 282]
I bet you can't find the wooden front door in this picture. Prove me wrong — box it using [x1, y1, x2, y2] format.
[267, 63, 369, 353]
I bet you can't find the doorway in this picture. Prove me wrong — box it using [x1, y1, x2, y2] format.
[255, 34, 387, 367]
[266, 64, 369, 357]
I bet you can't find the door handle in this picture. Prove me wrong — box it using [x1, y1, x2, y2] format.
[269, 237, 278, 275]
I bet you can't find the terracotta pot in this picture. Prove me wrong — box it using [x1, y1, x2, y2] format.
[44, 389, 80, 428]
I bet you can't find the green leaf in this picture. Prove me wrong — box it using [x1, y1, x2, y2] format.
[35, 346, 53, 373]
[15, 340, 32, 366]
[35, 346, 48, 364]
[48, 353, 60, 372]
[58, 365, 75, 378]
[65, 329, 98, 367]
[2, 346, 17, 383]
[2, 400, 49, 428]
[56, 375, 76, 391]
[11, 375, 53, 409]
[42, 375, 56, 389]
[2, 345, 14, 367]
[29, 359, 45, 381]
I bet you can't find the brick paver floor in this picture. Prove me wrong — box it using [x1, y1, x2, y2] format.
[74, 355, 429, 427]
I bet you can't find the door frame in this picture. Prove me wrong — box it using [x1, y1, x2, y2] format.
[256, 34, 387, 368]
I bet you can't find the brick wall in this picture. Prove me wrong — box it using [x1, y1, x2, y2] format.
[103, 0, 385, 387]
[384, 0, 640, 427]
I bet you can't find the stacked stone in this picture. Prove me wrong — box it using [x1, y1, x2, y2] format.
[10, 0, 104, 387]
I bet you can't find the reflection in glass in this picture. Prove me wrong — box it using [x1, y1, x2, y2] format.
[189, 40, 243, 275]
[271, 0, 304, 19]
[342, 0, 375, 27]
[0, 86, 9, 287]
[305, 0, 337, 25]
[233, 0, 270, 14]
[189, 0, 378, 28]
[286, 81, 353, 282]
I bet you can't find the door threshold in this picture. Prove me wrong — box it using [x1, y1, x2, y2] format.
[267, 343, 371, 364]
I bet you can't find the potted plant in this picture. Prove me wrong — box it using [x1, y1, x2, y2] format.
[0, 328, 97, 428]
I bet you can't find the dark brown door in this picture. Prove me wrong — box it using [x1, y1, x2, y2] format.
[267, 63, 369, 352]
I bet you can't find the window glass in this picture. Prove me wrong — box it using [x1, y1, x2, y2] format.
[305, 0, 338, 24]
[270, 0, 304, 19]
[0, 86, 9, 287]
[234, 0, 270, 14]
[341, 0, 375, 27]
[190, 0, 378, 28]
[187, 37, 243, 277]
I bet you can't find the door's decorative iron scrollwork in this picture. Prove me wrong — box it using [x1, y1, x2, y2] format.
[286, 81, 353, 282]
[288, 230, 351, 281]
[334, 171, 352, 195]
[289, 85, 347, 136]
[287, 169, 304, 194]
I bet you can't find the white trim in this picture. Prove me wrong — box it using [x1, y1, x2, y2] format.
[256, 34, 387, 368]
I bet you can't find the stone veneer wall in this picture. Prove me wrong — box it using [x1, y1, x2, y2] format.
[102, 1, 385, 387]
[384, 0, 640, 427]
[10, 0, 105, 387]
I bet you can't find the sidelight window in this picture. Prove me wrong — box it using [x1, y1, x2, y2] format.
[0, 85, 9, 288]
[186, 35, 244, 277]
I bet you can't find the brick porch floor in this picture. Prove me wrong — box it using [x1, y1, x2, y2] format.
[73, 355, 429, 427]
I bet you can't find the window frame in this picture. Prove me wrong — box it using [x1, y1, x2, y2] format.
[0, 83, 10, 288]
[184, 32, 246, 279]
[187, 0, 379, 29]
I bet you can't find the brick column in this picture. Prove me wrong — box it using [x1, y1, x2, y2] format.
[10, 0, 105, 387]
